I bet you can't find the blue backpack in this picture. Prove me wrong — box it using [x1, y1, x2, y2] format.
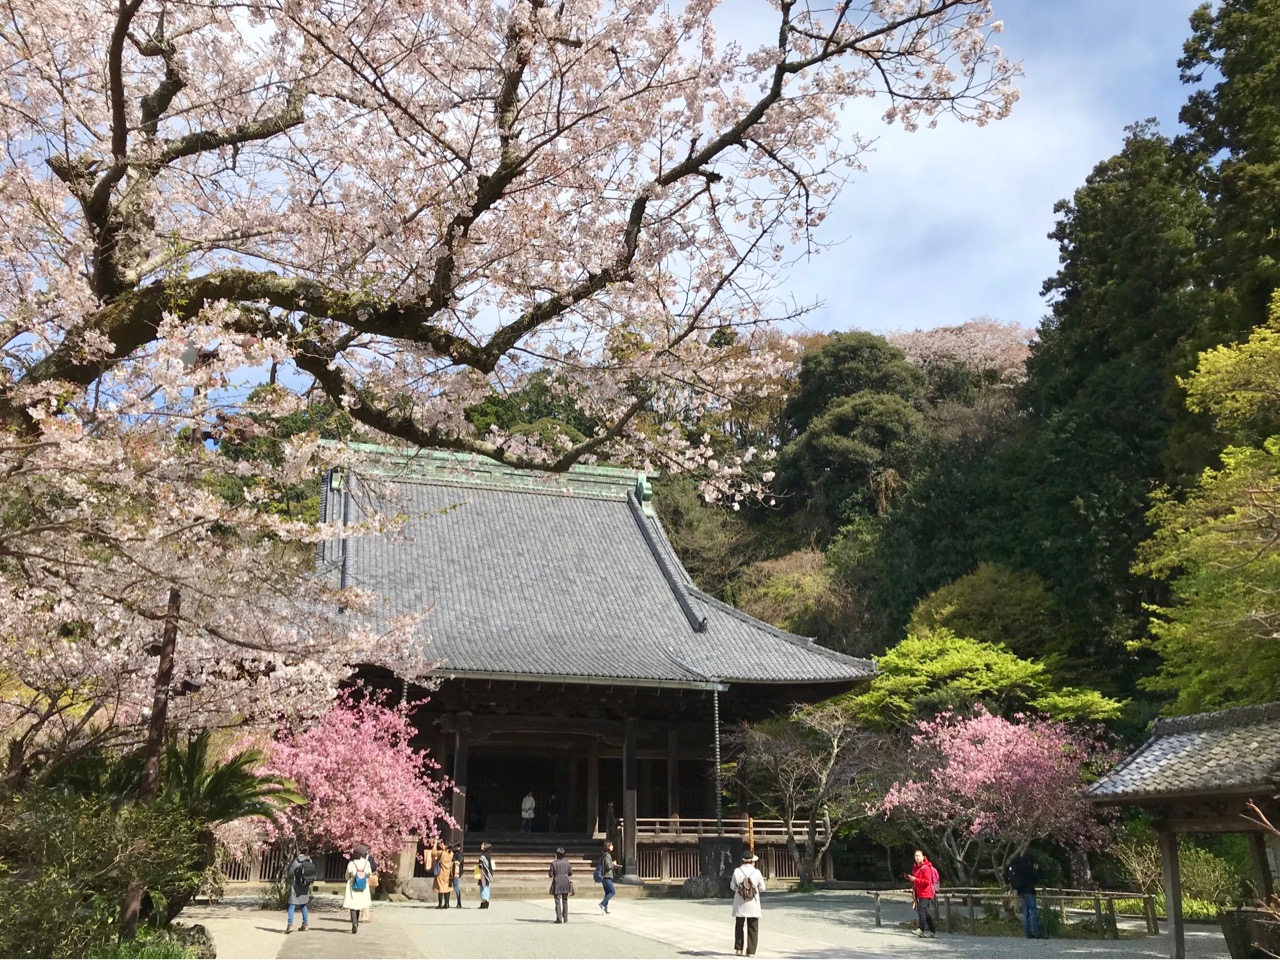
[352, 861, 369, 892]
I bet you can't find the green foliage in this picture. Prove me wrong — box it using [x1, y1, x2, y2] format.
[1137, 296, 1280, 712]
[652, 475, 757, 598]
[730, 549, 864, 654]
[1178, 0, 1280, 346]
[783, 332, 926, 438]
[89, 935, 196, 959]
[843, 629, 1123, 729]
[0, 789, 199, 958]
[465, 371, 597, 441]
[907, 563, 1078, 663]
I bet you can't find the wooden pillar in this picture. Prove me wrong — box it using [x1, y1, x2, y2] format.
[622, 718, 639, 880]
[1158, 830, 1185, 959]
[587, 741, 600, 835]
[638, 755, 653, 819]
[566, 757, 579, 828]
[1249, 831, 1275, 900]
[667, 728, 680, 821]
[450, 728, 469, 845]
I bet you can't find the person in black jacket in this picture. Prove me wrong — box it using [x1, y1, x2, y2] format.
[1003, 852, 1042, 939]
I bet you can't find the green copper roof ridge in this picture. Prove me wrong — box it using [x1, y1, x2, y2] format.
[320, 440, 652, 497]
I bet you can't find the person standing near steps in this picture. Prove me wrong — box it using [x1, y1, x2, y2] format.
[521, 790, 536, 833]
[477, 841, 495, 909]
[731, 850, 766, 957]
[548, 846, 574, 924]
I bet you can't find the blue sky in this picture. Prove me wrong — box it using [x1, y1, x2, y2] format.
[719, 0, 1206, 335]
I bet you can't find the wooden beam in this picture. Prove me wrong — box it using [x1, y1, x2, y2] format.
[1158, 830, 1185, 959]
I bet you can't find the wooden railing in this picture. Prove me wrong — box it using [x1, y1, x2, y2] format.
[634, 817, 828, 840]
[868, 886, 1158, 939]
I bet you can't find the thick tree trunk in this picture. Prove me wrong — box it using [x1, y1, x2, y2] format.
[120, 587, 180, 942]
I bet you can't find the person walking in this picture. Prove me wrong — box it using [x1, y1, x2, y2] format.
[548, 846, 574, 924]
[547, 792, 561, 833]
[477, 841, 495, 910]
[433, 840, 455, 908]
[284, 847, 315, 933]
[343, 846, 374, 935]
[731, 850, 766, 957]
[521, 790, 536, 833]
[909, 849, 940, 939]
[596, 841, 617, 914]
[1004, 851, 1042, 939]
[451, 841, 465, 908]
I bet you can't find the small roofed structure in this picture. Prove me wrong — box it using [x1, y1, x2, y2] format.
[1087, 702, 1280, 958]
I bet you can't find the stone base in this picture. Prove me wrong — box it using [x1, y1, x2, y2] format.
[401, 878, 438, 902]
[681, 875, 732, 899]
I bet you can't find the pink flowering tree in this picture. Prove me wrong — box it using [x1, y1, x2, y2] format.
[881, 708, 1110, 885]
[263, 690, 452, 864]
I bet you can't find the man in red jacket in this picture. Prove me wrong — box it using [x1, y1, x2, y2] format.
[909, 849, 940, 938]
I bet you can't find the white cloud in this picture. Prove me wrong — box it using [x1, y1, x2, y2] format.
[712, 0, 1203, 335]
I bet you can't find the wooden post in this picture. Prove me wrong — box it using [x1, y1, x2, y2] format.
[1248, 831, 1275, 901]
[874, 891, 882, 927]
[1106, 896, 1119, 940]
[667, 728, 680, 821]
[587, 741, 600, 835]
[1158, 830, 1185, 959]
[1094, 895, 1104, 933]
[968, 894, 977, 935]
[622, 719, 640, 881]
[660, 847, 671, 882]
[1145, 893, 1159, 935]
[945, 894, 954, 933]
[450, 727, 469, 845]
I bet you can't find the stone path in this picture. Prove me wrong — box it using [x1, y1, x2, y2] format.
[183, 891, 1231, 959]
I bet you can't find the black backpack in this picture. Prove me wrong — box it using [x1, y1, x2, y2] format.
[294, 856, 317, 890]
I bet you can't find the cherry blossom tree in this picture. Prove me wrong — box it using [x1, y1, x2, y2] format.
[880, 708, 1110, 884]
[889, 318, 1033, 389]
[1, 0, 1019, 483]
[262, 690, 451, 864]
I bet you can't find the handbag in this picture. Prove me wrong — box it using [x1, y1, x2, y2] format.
[369, 871, 380, 890]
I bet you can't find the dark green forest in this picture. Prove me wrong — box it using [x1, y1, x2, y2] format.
[647, 0, 1280, 730]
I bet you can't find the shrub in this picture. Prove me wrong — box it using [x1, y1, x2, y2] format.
[0, 789, 199, 958]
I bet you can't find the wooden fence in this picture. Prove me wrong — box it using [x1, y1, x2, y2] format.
[870, 886, 1159, 938]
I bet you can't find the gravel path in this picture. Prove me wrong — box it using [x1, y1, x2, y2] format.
[181, 890, 1229, 958]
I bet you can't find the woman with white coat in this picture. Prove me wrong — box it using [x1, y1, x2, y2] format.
[343, 848, 374, 934]
[731, 850, 766, 957]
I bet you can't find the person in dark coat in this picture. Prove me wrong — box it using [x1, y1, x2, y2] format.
[451, 842, 464, 908]
[548, 846, 574, 924]
[285, 848, 314, 933]
[478, 841, 494, 910]
[1004, 851, 1042, 938]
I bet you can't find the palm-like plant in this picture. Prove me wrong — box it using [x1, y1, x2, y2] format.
[160, 731, 304, 920]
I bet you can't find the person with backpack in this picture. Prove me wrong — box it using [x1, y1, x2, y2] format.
[731, 850, 766, 957]
[356, 844, 378, 924]
[284, 847, 316, 933]
[908, 849, 941, 939]
[1003, 851, 1042, 939]
[595, 841, 617, 914]
[344, 846, 374, 934]
[477, 841, 494, 909]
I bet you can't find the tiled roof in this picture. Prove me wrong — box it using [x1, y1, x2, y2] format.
[1086, 702, 1280, 801]
[319, 449, 875, 689]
